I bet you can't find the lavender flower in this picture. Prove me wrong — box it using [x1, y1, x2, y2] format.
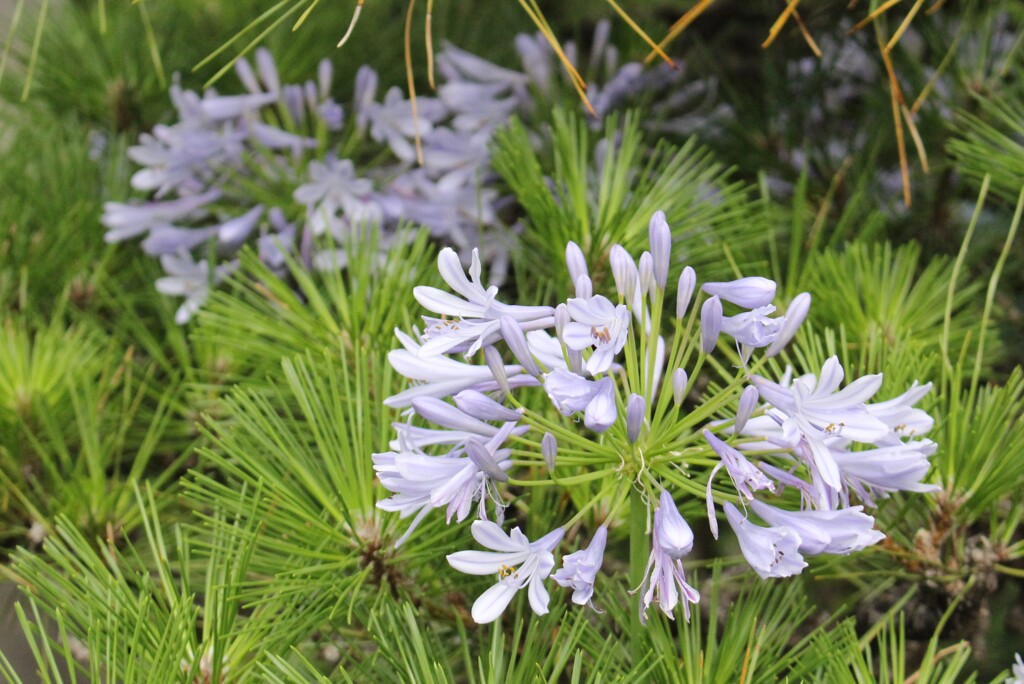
[543, 370, 617, 432]
[724, 502, 807, 579]
[638, 491, 700, 622]
[563, 295, 630, 374]
[553, 526, 608, 607]
[748, 500, 884, 555]
[447, 521, 564, 623]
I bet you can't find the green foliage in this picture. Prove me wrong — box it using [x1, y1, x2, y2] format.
[193, 229, 437, 372]
[4, 1, 1024, 679]
[798, 240, 987, 377]
[493, 109, 770, 299]
[950, 87, 1024, 203]
[0, 311, 190, 555]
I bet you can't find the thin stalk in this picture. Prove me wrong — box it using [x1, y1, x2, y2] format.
[629, 486, 647, 666]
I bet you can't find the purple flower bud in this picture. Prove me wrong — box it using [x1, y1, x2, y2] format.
[575, 274, 593, 299]
[411, 397, 496, 434]
[626, 393, 646, 443]
[566, 241, 588, 286]
[766, 292, 811, 357]
[235, 55, 262, 94]
[554, 303, 570, 342]
[672, 368, 688, 406]
[655, 490, 694, 557]
[609, 245, 638, 305]
[676, 267, 696, 319]
[217, 205, 264, 245]
[648, 211, 671, 289]
[255, 47, 281, 94]
[465, 439, 510, 483]
[702, 277, 777, 309]
[638, 251, 655, 297]
[454, 390, 521, 422]
[542, 432, 557, 472]
[500, 316, 541, 377]
[317, 59, 333, 99]
[483, 345, 510, 395]
[700, 296, 722, 353]
[735, 385, 759, 434]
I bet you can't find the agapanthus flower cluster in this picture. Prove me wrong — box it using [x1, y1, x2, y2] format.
[101, 25, 728, 323]
[375, 210, 939, 624]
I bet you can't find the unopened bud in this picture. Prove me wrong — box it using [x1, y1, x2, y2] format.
[484, 345, 510, 394]
[542, 432, 557, 472]
[610, 245, 638, 305]
[566, 241, 589, 286]
[700, 296, 722, 353]
[676, 266, 696, 319]
[626, 393, 646, 443]
[575, 274, 593, 299]
[554, 303, 571, 342]
[466, 440, 509, 482]
[672, 368, 688, 406]
[648, 211, 671, 289]
[500, 316, 541, 377]
[735, 385, 759, 434]
[638, 251, 655, 298]
[702, 277, 776, 309]
[766, 292, 811, 357]
[455, 390, 522, 423]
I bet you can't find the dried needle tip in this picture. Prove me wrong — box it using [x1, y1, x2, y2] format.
[337, 0, 365, 48]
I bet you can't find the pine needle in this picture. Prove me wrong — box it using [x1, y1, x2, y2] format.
[884, 0, 926, 54]
[292, 0, 321, 31]
[425, 0, 435, 89]
[790, 7, 822, 57]
[605, 0, 675, 69]
[517, 0, 594, 114]
[881, 47, 912, 206]
[762, 0, 801, 50]
[901, 104, 929, 173]
[644, 0, 716, 65]
[403, 0, 424, 164]
[336, 0, 364, 48]
[848, 0, 902, 35]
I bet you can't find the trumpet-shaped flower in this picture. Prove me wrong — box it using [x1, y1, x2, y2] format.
[414, 248, 553, 357]
[752, 356, 890, 489]
[831, 439, 940, 506]
[637, 491, 700, 622]
[724, 502, 807, 579]
[374, 422, 519, 544]
[553, 526, 608, 607]
[385, 330, 537, 408]
[749, 500, 884, 555]
[563, 295, 630, 375]
[542, 370, 617, 432]
[447, 521, 564, 623]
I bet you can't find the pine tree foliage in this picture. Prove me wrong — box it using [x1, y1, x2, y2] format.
[3, 2, 1024, 680]
[493, 110, 770, 297]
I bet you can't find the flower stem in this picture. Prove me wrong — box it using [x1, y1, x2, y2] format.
[629, 485, 647, 665]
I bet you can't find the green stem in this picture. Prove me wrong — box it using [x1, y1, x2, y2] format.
[629, 486, 648, 666]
